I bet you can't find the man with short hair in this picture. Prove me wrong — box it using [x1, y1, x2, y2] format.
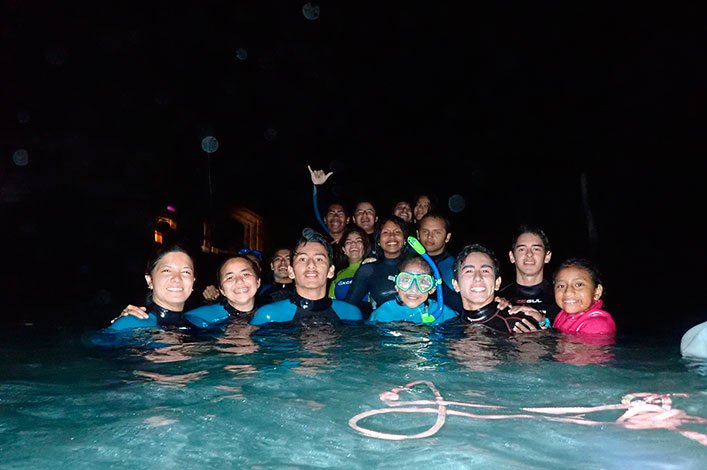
[250, 229, 363, 325]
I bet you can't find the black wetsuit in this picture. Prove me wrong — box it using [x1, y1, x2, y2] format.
[459, 301, 540, 333]
[257, 281, 296, 305]
[343, 256, 400, 318]
[148, 302, 190, 328]
[498, 280, 560, 322]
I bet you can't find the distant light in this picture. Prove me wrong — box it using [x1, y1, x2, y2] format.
[201, 136, 219, 154]
[166, 205, 177, 213]
[448, 194, 466, 213]
[13, 149, 29, 166]
[302, 2, 320, 20]
[236, 48, 248, 60]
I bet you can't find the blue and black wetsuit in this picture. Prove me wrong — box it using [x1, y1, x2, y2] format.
[430, 251, 455, 291]
[250, 293, 363, 326]
[106, 302, 190, 331]
[343, 256, 400, 318]
[185, 299, 258, 329]
[457, 301, 540, 333]
[368, 298, 458, 325]
[498, 280, 560, 322]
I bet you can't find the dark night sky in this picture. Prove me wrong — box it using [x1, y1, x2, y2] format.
[2, 2, 705, 333]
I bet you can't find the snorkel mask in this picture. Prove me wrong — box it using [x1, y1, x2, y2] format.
[406, 236, 443, 323]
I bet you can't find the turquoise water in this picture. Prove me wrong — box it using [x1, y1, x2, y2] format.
[1, 323, 706, 469]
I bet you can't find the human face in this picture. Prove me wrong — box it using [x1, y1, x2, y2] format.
[353, 202, 377, 234]
[342, 232, 365, 264]
[452, 251, 501, 310]
[288, 241, 335, 297]
[417, 216, 450, 256]
[270, 249, 292, 283]
[145, 251, 195, 311]
[509, 232, 551, 278]
[219, 257, 261, 309]
[554, 266, 603, 315]
[395, 260, 434, 309]
[325, 204, 348, 236]
[393, 201, 413, 223]
[413, 196, 431, 221]
[378, 220, 405, 258]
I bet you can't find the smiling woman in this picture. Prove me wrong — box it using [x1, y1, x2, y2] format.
[105, 244, 196, 331]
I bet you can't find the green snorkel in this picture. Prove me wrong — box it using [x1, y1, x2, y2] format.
[406, 236, 444, 323]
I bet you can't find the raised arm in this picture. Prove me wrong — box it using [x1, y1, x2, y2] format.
[308, 165, 334, 235]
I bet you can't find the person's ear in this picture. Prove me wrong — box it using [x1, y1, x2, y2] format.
[452, 279, 460, 293]
[544, 250, 552, 264]
[327, 265, 336, 279]
[444, 233, 451, 244]
[508, 251, 516, 264]
[494, 276, 502, 291]
[288, 266, 295, 280]
[145, 275, 153, 289]
[594, 284, 603, 300]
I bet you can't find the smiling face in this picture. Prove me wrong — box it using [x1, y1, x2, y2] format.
[289, 240, 335, 299]
[145, 251, 195, 311]
[395, 258, 434, 309]
[219, 257, 261, 310]
[270, 248, 292, 283]
[353, 202, 377, 234]
[342, 231, 365, 264]
[413, 195, 431, 221]
[324, 203, 348, 237]
[378, 219, 405, 258]
[553, 266, 603, 315]
[452, 251, 501, 311]
[393, 201, 413, 223]
[509, 232, 551, 278]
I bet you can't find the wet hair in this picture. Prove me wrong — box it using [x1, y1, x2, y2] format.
[553, 258, 602, 288]
[511, 224, 551, 252]
[417, 210, 451, 233]
[398, 253, 432, 275]
[216, 254, 262, 285]
[453, 243, 501, 280]
[145, 244, 194, 276]
[339, 225, 371, 258]
[296, 227, 334, 266]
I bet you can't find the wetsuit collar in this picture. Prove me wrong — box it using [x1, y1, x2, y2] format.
[290, 293, 333, 311]
[461, 301, 499, 323]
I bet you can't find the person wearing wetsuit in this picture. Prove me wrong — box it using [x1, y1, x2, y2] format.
[250, 228, 363, 326]
[499, 224, 560, 322]
[368, 254, 458, 325]
[328, 226, 370, 300]
[185, 254, 262, 328]
[106, 244, 196, 331]
[343, 215, 409, 318]
[451, 243, 547, 334]
[257, 248, 296, 305]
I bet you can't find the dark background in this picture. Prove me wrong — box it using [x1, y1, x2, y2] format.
[2, 2, 705, 335]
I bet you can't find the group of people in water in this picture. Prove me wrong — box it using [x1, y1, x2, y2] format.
[105, 166, 623, 346]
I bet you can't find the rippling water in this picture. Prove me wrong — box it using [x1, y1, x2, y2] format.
[1, 322, 706, 469]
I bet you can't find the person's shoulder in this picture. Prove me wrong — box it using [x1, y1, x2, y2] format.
[332, 299, 363, 320]
[250, 299, 296, 325]
[184, 303, 229, 329]
[368, 299, 398, 322]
